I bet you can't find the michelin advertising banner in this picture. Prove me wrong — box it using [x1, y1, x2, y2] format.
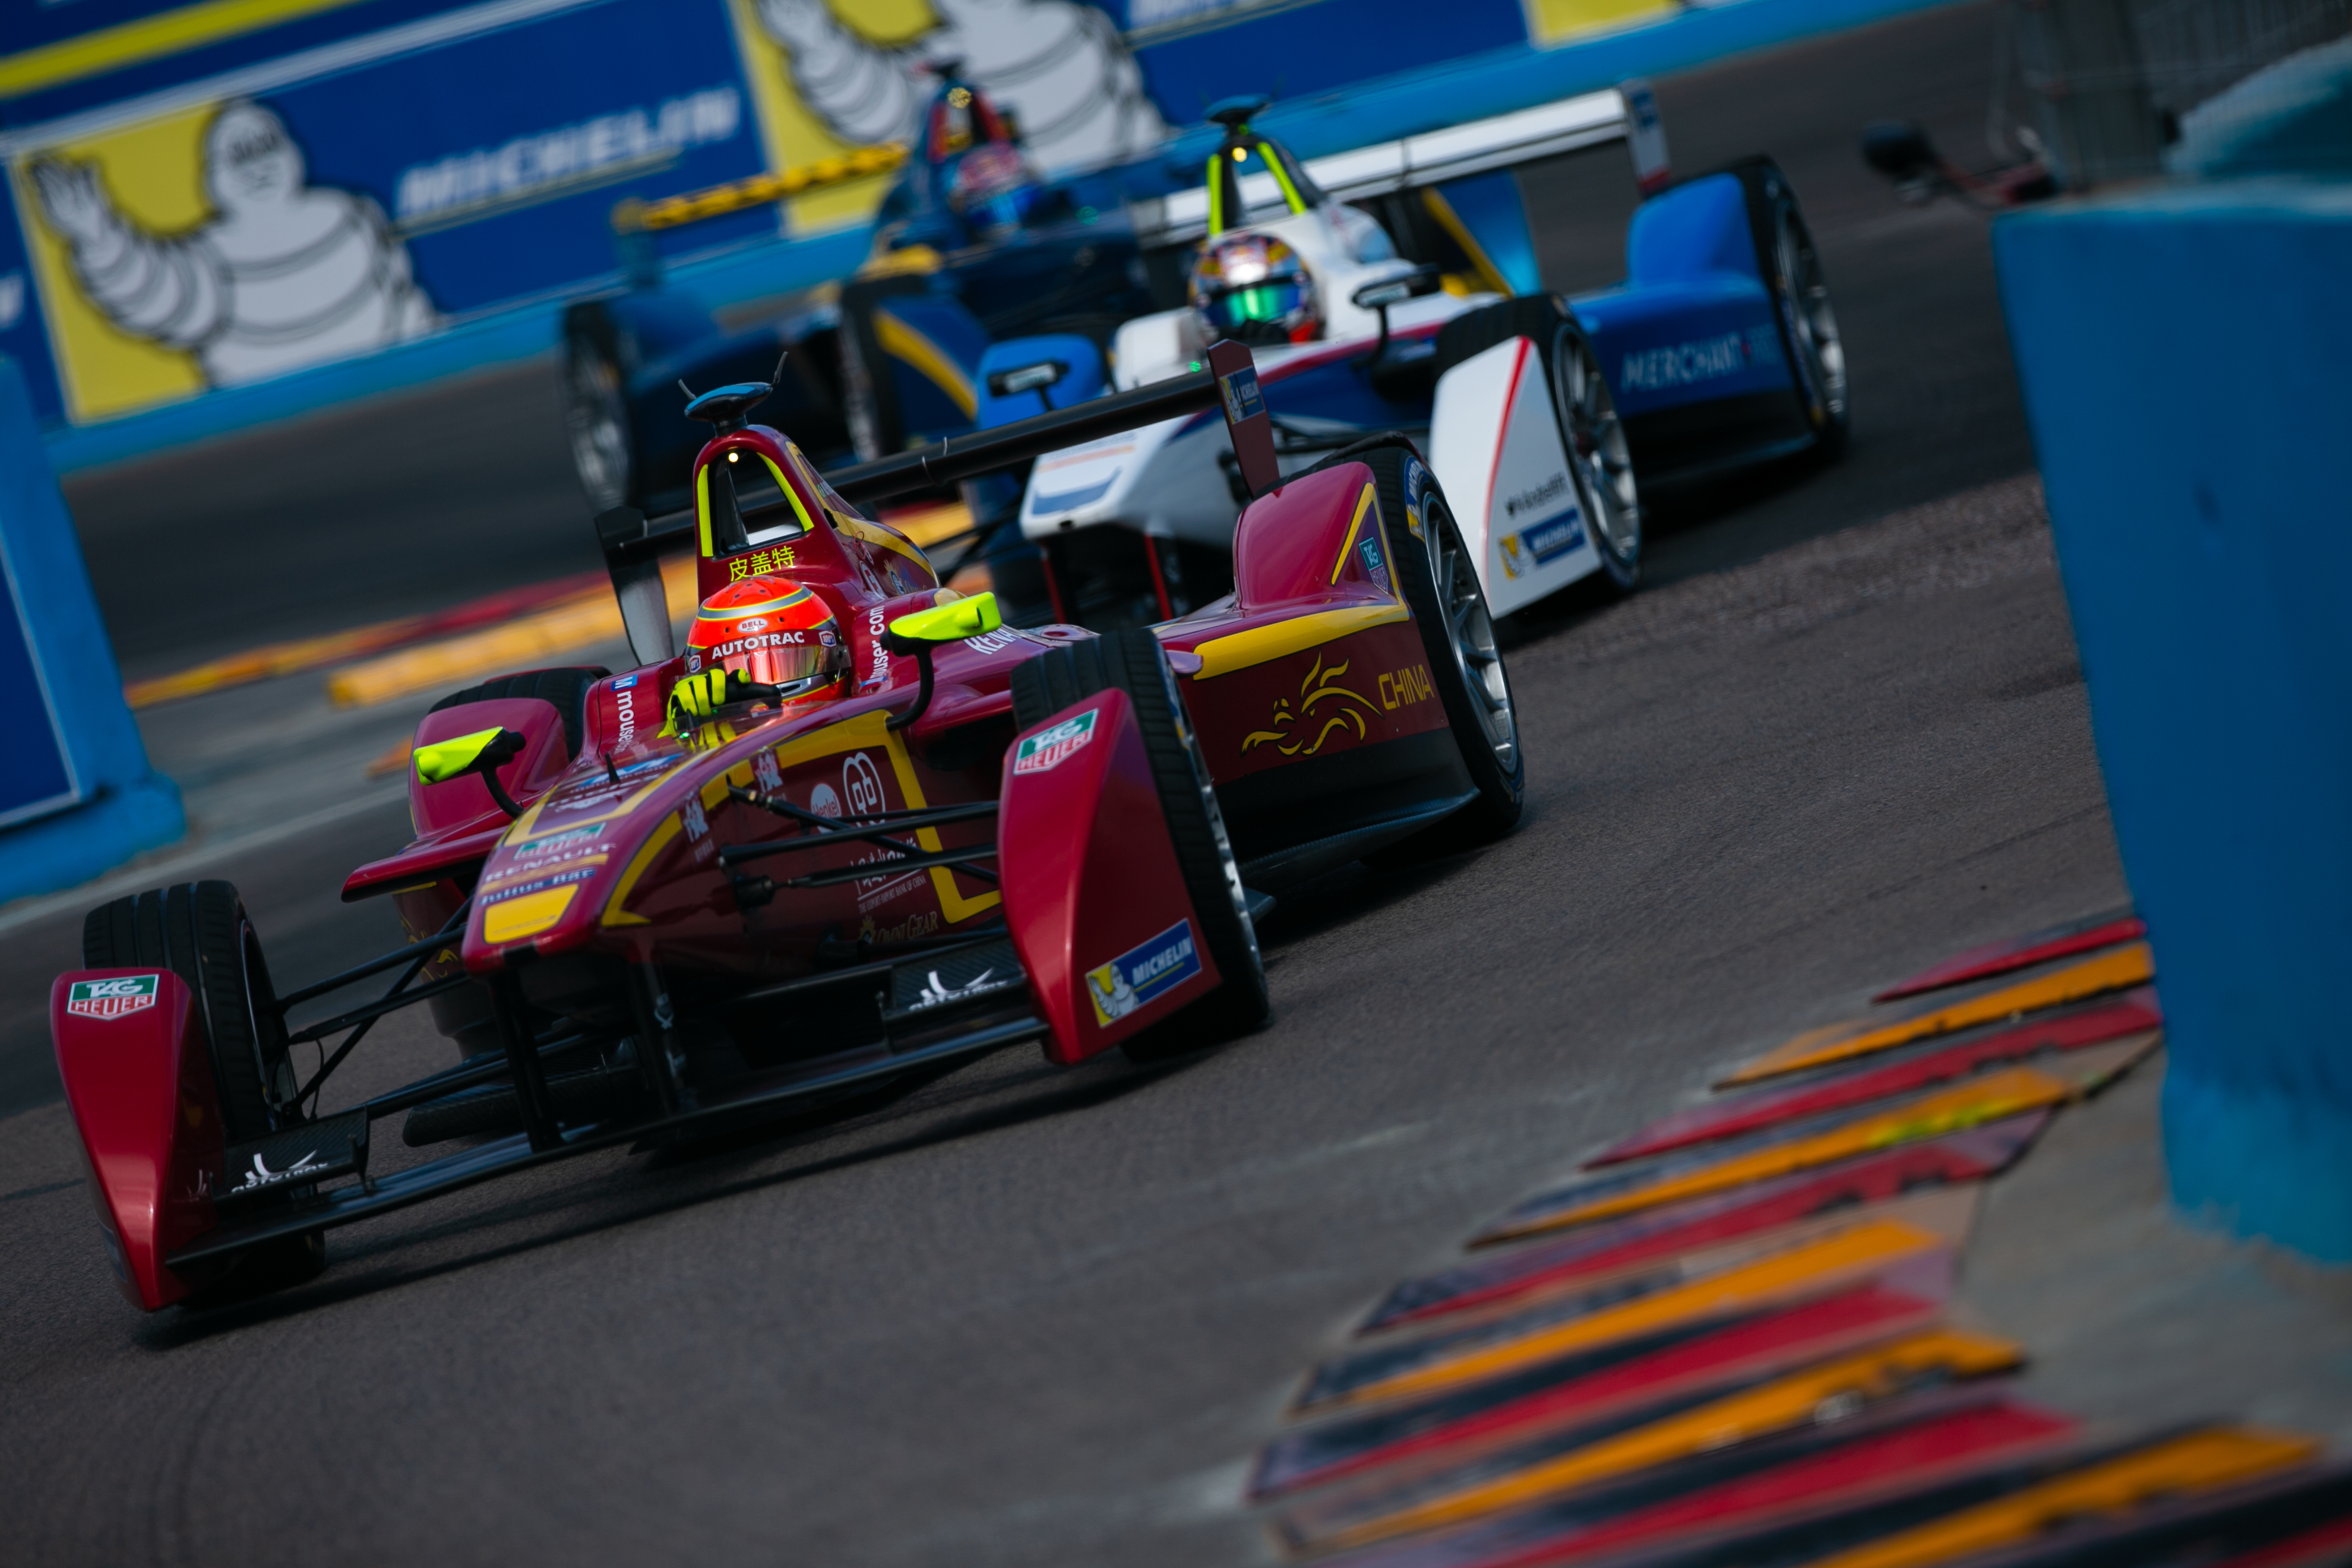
[0, 0, 1651, 429]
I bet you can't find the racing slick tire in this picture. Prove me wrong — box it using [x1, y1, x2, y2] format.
[564, 310, 636, 514]
[1724, 157, 1849, 460]
[1011, 628, 1269, 1060]
[82, 881, 326, 1295]
[1433, 295, 1642, 596]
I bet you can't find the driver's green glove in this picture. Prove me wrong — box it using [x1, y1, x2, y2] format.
[660, 669, 738, 736]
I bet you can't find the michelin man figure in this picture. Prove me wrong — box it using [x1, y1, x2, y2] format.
[31, 99, 438, 387]
[755, 0, 1168, 175]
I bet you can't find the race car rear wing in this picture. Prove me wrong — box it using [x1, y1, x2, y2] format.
[1128, 86, 1663, 249]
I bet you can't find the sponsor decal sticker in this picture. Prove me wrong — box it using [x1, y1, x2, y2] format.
[234, 1149, 324, 1192]
[1242, 655, 1377, 757]
[911, 967, 1005, 1011]
[726, 545, 798, 581]
[842, 752, 887, 817]
[66, 975, 159, 1021]
[483, 866, 601, 903]
[860, 909, 940, 946]
[1618, 326, 1782, 393]
[1086, 919, 1202, 1026]
[1217, 365, 1266, 424]
[753, 748, 785, 794]
[544, 754, 681, 815]
[809, 780, 843, 818]
[738, 617, 769, 632]
[612, 675, 638, 689]
[1013, 708, 1098, 774]
[1359, 535, 1390, 594]
[866, 607, 892, 686]
[1378, 665, 1436, 710]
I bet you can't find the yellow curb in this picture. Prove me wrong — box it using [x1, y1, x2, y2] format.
[327, 557, 699, 709]
[1303, 1327, 2023, 1551]
[1310, 1219, 1947, 1412]
[1481, 1067, 2075, 1245]
[127, 620, 429, 709]
[1800, 1426, 2318, 1568]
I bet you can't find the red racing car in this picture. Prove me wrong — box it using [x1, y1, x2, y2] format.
[50, 338, 1523, 1312]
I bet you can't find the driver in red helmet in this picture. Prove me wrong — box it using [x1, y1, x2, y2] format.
[663, 575, 851, 735]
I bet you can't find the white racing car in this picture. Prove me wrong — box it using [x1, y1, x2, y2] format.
[975, 90, 1847, 629]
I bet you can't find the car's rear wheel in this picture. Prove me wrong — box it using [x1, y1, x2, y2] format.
[1012, 628, 1268, 1060]
[1717, 157, 1848, 459]
[83, 881, 325, 1294]
[1433, 295, 1642, 596]
[564, 324, 634, 514]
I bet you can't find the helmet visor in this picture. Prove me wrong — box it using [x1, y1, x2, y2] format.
[722, 636, 846, 696]
[1207, 281, 1307, 331]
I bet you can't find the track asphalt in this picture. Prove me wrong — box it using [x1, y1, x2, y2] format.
[4, 7, 2236, 1563]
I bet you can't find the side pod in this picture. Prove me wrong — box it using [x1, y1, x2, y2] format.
[998, 688, 1220, 1064]
[50, 969, 225, 1310]
[1429, 335, 1601, 615]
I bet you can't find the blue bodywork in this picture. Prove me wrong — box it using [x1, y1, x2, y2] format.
[978, 163, 1822, 487]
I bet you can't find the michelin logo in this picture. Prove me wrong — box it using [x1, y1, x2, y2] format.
[1618, 326, 1781, 393]
[1085, 919, 1202, 1026]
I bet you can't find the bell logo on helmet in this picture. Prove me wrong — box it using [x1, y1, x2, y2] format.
[67, 975, 159, 1021]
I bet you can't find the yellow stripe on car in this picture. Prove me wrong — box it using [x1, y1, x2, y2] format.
[1332, 483, 1377, 584]
[482, 884, 579, 945]
[1191, 604, 1411, 679]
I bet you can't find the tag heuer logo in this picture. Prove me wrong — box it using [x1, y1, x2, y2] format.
[67, 975, 160, 1021]
[1014, 708, 1099, 775]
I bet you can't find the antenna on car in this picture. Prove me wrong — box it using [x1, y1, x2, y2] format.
[676, 378, 696, 402]
[769, 348, 789, 386]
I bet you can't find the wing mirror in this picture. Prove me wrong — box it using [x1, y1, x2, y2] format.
[881, 592, 1003, 732]
[987, 360, 1067, 400]
[1351, 264, 1444, 314]
[1353, 263, 1447, 358]
[415, 726, 528, 818]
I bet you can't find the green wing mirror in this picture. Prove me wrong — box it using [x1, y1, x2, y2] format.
[880, 592, 1003, 731]
[886, 592, 1002, 646]
[414, 726, 527, 818]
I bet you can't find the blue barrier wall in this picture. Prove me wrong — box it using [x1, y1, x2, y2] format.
[0, 353, 182, 905]
[15, 0, 1969, 475]
[1993, 181, 2352, 1260]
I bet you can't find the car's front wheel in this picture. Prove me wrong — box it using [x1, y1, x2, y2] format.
[1013, 628, 1269, 1061]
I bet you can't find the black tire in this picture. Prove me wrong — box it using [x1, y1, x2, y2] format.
[83, 881, 294, 1143]
[564, 308, 637, 513]
[1718, 157, 1848, 458]
[1011, 629, 1267, 1058]
[84, 883, 327, 1301]
[1433, 295, 1641, 595]
[429, 666, 609, 760]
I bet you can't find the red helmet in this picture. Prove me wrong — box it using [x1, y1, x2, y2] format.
[684, 576, 850, 710]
